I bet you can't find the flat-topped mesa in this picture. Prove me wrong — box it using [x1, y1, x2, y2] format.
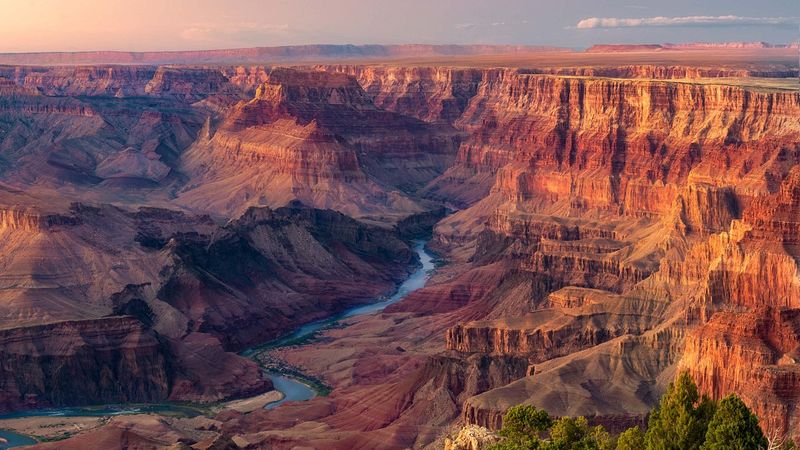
[586, 42, 797, 52]
[144, 66, 240, 101]
[317, 65, 487, 123]
[0, 65, 244, 100]
[180, 67, 459, 217]
[222, 68, 376, 131]
[2, 65, 157, 97]
[0, 207, 81, 233]
[526, 65, 799, 79]
[255, 69, 371, 106]
[0, 44, 569, 65]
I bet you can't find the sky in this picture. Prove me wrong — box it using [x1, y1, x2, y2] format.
[0, 0, 796, 52]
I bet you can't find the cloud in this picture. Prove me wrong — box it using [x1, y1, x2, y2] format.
[180, 22, 290, 42]
[453, 23, 476, 30]
[575, 15, 799, 29]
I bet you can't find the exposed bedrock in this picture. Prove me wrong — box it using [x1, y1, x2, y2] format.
[0, 62, 799, 446]
[0, 199, 416, 413]
[681, 308, 800, 439]
[0, 316, 267, 411]
[179, 68, 459, 218]
[0, 317, 168, 411]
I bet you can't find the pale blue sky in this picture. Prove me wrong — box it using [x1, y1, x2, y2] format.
[0, 0, 797, 52]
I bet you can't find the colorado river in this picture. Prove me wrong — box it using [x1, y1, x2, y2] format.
[0, 240, 435, 436]
[0, 430, 36, 449]
[0, 404, 202, 420]
[248, 239, 435, 409]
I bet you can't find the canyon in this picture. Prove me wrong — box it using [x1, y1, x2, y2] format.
[0, 44, 796, 448]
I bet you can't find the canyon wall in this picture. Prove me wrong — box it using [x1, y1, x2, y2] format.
[314, 66, 800, 439]
[0, 60, 799, 445]
[179, 68, 459, 218]
[0, 317, 169, 411]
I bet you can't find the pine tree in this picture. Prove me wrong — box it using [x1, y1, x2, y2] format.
[545, 416, 614, 450]
[489, 404, 552, 449]
[616, 427, 645, 450]
[645, 372, 716, 450]
[702, 395, 767, 450]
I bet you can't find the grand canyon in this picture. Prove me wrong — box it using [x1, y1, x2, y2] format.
[0, 6, 798, 449]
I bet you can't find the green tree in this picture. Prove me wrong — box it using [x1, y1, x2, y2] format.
[544, 416, 614, 450]
[489, 404, 553, 450]
[701, 395, 767, 450]
[616, 427, 646, 450]
[645, 371, 716, 450]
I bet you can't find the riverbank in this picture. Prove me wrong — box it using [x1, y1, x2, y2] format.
[0, 240, 435, 447]
[0, 416, 105, 443]
[0, 429, 37, 449]
[244, 239, 436, 409]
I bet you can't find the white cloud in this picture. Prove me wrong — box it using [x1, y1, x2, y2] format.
[453, 23, 476, 30]
[576, 15, 799, 29]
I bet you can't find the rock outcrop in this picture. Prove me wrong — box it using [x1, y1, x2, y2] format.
[0, 197, 416, 412]
[0, 317, 169, 411]
[444, 425, 500, 450]
[179, 67, 458, 218]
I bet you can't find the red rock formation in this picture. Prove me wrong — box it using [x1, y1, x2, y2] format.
[0, 196, 417, 413]
[5, 66, 156, 97]
[523, 65, 799, 79]
[144, 66, 240, 101]
[180, 67, 458, 218]
[681, 309, 800, 438]
[318, 65, 486, 123]
[0, 56, 797, 448]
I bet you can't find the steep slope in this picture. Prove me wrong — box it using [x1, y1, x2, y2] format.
[432, 72, 800, 438]
[225, 66, 800, 444]
[179, 68, 459, 219]
[0, 74, 223, 205]
[0, 193, 416, 412]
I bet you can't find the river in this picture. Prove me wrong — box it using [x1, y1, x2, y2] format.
[0, 240, 435, 444]
[0, 431, 36, 449]
[250, 239, 435, 409]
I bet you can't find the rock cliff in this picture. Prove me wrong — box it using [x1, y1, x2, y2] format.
[179, 67, 458, 219]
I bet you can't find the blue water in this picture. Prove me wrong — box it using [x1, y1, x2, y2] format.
[0, 430, 36, 449]
[264, 374, 316, 409]
[0, 404, 201, 420]
[256, 240, 435, 408]
[243, 240, 435, 354]
[0, 240, 435, 426]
